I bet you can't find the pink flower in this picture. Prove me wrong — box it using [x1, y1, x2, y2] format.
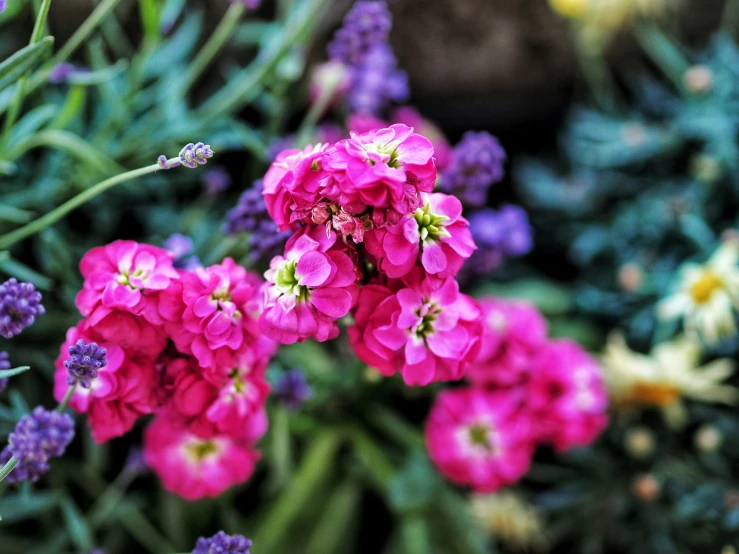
[54, 322, 160, 443]
[260, 227, 358, 344]
[425, 387, 535, 493]
[263, 145, 330, 230]
[83, 309, 168, 362]
[75, 241, 179, 325]
[527, 340, 609, 451]
[160, 351, 270, 439]
[143, 414, 260, 501]
[465, 298, 549, 387]
[161, 258, 262, 372]
[347, 108, 452, 172]
[365, 192, 476, 278]
[348, 273, 482, 385]
[322, 124, 436, 216]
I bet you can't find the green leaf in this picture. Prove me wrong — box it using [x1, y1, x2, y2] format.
[0, 366, 30, 379]
[389, 452, 441, 514]
[305, 480, 361, 554]
[0, 492, 59, 523]
[60, 496, 94, 552]
[0, 36, 54, 94]
[0, 255, 54, 290]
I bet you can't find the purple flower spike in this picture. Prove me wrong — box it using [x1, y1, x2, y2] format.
[274, 369, 312, 411]
[0, 1, 7, 14]
[48, 62, 77, 84]
[328, 1, 392, 65]
[193, 531, 252, 554]
[1, 406, 75, 483]
[441, 132, 507, 207]
[179, 142, 214, 168]
[0, 278, 45, 339]
[0, 351, 10, 393]
[64, 339, 107, 388]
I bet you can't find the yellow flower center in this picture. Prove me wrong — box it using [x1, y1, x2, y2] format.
[689, 271, 724, 304]
[623, 381, 682, 408]
[184, 440, 220, 462]
[468, 423, 493, 450]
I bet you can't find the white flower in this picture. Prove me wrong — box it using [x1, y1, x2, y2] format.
[602, 333, 738, 426]
[470, 491, 547, 552]
[658, 239, 739, 344]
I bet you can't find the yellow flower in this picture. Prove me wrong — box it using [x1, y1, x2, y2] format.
[471, 491, 547, 552]
[550, 0, 587, 18]
[602, 333, 737, 426]
[550, 0, 672, 30]
[658, 239, 739, 344]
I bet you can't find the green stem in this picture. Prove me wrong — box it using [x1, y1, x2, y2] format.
[57, 384, 78, 413]
[0, 0, 55, 147]
[722, 0, 739, 37]
[0, 163, 160, 250]
[294, 72, 341, 146]
[0, 456, 19, 483]
[0, 0, 123, 117]
[197, 0, 328, 120]
[179, 3, 245, 95]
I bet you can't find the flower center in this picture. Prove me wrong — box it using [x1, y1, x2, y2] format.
[467, 422, 495, 452]
[689, 271, 724, 304]
[364, 140, 401, 168]
[211, 287, 232, 304]
[413, 300, 441, 339]
[274, 260, 309, 301]
[414, 203, 450, 243]
[116, 267, 147, 289]
[228, 368, 248, 395]
[623, 381, 682, 408]
[184, 439, 220, 462]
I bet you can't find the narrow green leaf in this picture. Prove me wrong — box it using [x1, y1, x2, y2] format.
[305, 480, 361, 554]
[0, 366, 31, 379]
[0, 204, 34, 224]
[0, 256, 54, 290]
[0, 492, 59, 523]
[60, 496, 94, 552]
[0, 36, 54, 94]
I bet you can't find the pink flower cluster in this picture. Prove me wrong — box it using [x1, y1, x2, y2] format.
[425, 296, 609, 493]
[55, 241, 275, 500]
[261, 123, 483, 385]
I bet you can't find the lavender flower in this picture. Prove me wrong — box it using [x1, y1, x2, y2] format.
[462, 205, 533, 279]
[64, 339, 107, 388]
[1, 406, 75, 483]
[440, 132, 507, 207]
[274, 369, 312, 411]
[224, 183, 292, 264]
[124, 446, 148, 475]
[347, 43, 408, 115]
[0, 351, 9, 393]
[328, 0, 392, 65]
[158, 142, 214, 170]
[0, 278, 45, 339]
[48, 62, 77, 84]
[193, 531, 252, 554]
[0, 1, 7, 14]
[163, 234, 201, 269]
[202, 167, 232, 196]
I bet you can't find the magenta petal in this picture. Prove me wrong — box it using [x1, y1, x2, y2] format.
[421, 242, 448, 274]
[310, 287, 353, 318]
[296, 251, 332, 287]
[384, 231, 417, 265]
[429, 193, 462, 221]
[206, 312, 232, 336]
[324, 252, 357, 288]
[402, 358, 436, 386]
[427, 327, 468, 358]
[193, 295, 217, 317]
[395, 133, 434, 165]
[405, 338, 428, 365]
[374, 324, 409, 350]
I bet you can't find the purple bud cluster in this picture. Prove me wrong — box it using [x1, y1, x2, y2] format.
[0, 278, 45, 339]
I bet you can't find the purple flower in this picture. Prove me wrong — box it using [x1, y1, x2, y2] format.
[440, 132, 507, 207]
[0, 278, 45, 339]
[48, 62, 77, 84]
[1, 406, 75, 483]
[193, 531, 252, 554]
[64, 339, 107, 388]
[163, 234, 201, 269]
[223, 183, 292, 264]
[0, 0, 7, 14]
[179, 142, 214, 168]
[202, 167, 232, 196]
[328, 0, 392, 65]
[462, 205, 533, 278]
[124, 446, 148, 475]
[0, 351, 10, 393]
[347, 42, 409, 116]
[274, 369, 312, 411]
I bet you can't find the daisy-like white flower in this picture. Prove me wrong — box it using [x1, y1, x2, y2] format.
[602, 333, 738, 426]
[657, 239, 739, 344]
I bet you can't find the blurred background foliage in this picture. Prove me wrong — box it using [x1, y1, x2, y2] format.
[1, 0, 739, 553]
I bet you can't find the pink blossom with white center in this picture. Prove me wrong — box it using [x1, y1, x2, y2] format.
[527, 339, 609, 451]
[365, 192, 476, 278]
[322, 124, 436, 216]
[465, 297, 549, 387]
[425, 387, 535, 493]
[160, 258, 262, 372]
[263, 144, 330, 230]
[260, 227, 358, 344]
[75, 240, 180, 325]
[348, 273, 482, 385]
[54, 322, 160, 443]
[143, 413, 260, 501]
